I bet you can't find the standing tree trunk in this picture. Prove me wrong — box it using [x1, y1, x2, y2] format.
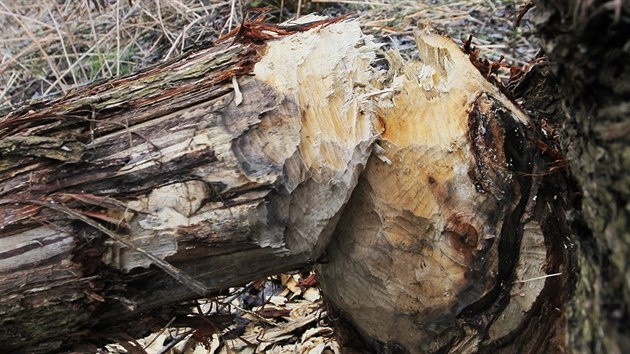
[532, 1, 630, 352]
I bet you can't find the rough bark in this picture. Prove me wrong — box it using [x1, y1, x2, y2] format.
[0, 19, 379, 352]
[532, 1, 630, 352]
[318, 29, 575, 353]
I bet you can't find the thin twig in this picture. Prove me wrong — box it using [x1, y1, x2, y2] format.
[116, 0, 121, 76]
[156, 330, 194, 354]
[227, 0, 237, 32]
[514, 272, 562, 283]
[143, 316, 177, 349]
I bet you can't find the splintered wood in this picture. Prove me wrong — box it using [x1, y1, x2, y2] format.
[319, 29, 563, 353]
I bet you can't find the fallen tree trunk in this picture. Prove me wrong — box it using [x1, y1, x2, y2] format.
[0, 18, 379, 352]
[0, 17, 580, 354]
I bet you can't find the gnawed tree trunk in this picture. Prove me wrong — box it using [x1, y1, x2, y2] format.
[532, 1, 630, 352]
[0, 19, 379, 352]
[318, 30, 575, 353]
[0, 17, 580, 354]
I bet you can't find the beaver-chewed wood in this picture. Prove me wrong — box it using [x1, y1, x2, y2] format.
[318, 29, 574, 353]
[0, 19, 379, 352]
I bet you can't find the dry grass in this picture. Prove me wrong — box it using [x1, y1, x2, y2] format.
[0, 0, 240, 112]
[354, 0, 538, 67]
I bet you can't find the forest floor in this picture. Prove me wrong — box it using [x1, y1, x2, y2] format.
[0, 1, 538, 353]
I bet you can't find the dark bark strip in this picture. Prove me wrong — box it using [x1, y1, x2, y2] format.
[533, 1, 630, 352]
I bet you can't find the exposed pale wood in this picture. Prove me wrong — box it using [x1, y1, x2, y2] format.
[318, 29, 573, 353]
[0, 19, 379, 352]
